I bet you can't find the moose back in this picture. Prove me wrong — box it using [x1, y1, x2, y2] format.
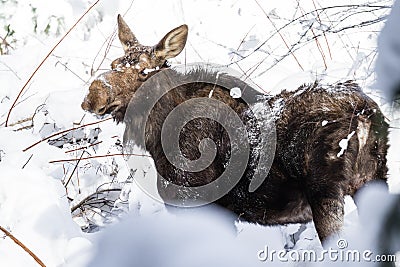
[81, 15, 389, 243]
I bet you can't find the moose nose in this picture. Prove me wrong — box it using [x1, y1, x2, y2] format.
[96, 105, 108, 115]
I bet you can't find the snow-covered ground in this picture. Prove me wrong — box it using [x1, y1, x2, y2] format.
[0, 0, 399, 266]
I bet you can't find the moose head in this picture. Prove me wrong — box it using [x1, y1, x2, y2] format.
[81, 15, 188, 122]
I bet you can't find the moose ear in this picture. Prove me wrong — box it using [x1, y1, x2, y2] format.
[154, 24, 188, 60]
[117, 14, 139, 53]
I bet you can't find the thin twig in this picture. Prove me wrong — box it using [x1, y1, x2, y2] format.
[71, 188, 122, 213]
[55, 60, 86, 83]
[188, 42, 205, 62]
[0, 61, 21, 80]
[12, 103, 46, 131]
[234, 62, 267, 93]
[23, 117, 112, 152]
[89, 0, 135, 78]
[64, 151, 85, 187]
[49, 153, 151, 164]
[253, 0, 304, 71]
[22, 154, 33, 169]
[230, 25, 255, 62]
[312, 0, 332, 60]
[0, 225, 46, 267]
[90, 30, 116, 78]
[64, 141, 103, 153]
[5, 0, 100, 127]
[299, 5, 327, 69]
[8, 116, 33, 127]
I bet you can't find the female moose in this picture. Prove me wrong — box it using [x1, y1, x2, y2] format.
[81, 15, 389, 243]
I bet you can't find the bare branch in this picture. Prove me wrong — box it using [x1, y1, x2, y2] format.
[0, 225, 46, 267]
[228, 4, 391, 67]
[49, 153, 151, 164]
[63, 151, 86, 187]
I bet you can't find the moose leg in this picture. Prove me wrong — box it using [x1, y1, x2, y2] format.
[305, 158, 346, 243]
[306, 186, 345, 243]
[304, 127, 351, 243]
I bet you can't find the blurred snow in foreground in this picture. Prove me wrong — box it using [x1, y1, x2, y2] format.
[376, 0, 400, 101]
[87, 183, 399, 267]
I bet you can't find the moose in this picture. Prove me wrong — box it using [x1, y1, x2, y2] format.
[81, 15, 389, 243]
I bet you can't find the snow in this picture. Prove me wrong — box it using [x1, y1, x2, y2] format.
[337, 131, 356, 157]
[0, 0, 399, 266]
[230, 87, 242, 98]
[87, 206, 266, 267]
[271, 97, 285, 118]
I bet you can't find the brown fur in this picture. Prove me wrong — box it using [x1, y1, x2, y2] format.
[81, 16, 389, 243]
